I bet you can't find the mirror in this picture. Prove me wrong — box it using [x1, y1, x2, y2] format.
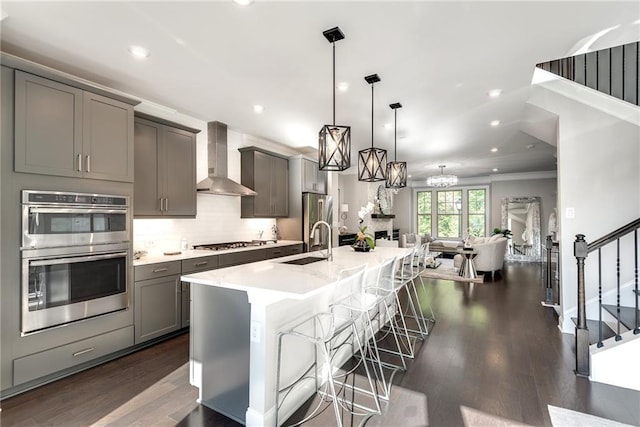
[501, 196, 541, 262]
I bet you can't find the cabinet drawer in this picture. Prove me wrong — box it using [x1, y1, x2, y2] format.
[266, 244, 303, 259]
[181, 255, 219, 274]
[218, 249, 267, 268]
[13, 326, 134, 386]
[134, 261, 181, 281]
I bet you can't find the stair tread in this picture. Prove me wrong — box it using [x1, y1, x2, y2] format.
[601, 304, 640, 331]
[571, 318, 617, 344]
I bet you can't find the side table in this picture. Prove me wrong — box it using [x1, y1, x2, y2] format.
[458, 249, 478, 279]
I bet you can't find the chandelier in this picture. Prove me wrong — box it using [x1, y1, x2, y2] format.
[358, 73, 387, 182]
[427, 165, 458, 187]
[318, 26, 350, 171]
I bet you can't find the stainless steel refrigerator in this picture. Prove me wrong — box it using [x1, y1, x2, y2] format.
[303, 192, 333, 252]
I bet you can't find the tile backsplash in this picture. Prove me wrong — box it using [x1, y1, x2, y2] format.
[133, 194, 276, 254]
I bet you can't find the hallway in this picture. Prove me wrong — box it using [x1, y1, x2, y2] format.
[2, 262, 639, 426]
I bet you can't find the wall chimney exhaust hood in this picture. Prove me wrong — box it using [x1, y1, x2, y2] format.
[197, 121, 257, 196]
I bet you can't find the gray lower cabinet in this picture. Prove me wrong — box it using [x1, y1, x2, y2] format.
[134, 261, 182, 344]
[265, 244, 303, 259]
[240, 147, 289, 218]
[13, 326, 134, 386]
[14, 70, 134, 182]
[134, 114, 198, 217]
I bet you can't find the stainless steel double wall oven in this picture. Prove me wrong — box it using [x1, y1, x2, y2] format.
[21, 190, 131, 334]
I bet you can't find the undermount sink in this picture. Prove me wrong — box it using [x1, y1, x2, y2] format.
[279, 256, 327, 265]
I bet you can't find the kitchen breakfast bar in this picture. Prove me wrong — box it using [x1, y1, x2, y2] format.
[181, 245, 411, 426]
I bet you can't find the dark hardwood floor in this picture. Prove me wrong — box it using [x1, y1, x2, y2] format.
[2, 262, 639, 426]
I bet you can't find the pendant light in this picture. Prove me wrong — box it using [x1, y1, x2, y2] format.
[358, 74, 387, 182]
[318, 27, 350, 171]
[385, 102, 407, 188]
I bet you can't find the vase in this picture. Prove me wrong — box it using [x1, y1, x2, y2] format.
[352, 241, 371, 252]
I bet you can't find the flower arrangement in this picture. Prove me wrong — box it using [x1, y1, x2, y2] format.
[354, 202, 375, 251]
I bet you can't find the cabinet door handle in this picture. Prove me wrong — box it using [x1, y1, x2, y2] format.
[165, 198, 169, 212]
[85, 155, 91, 173]
[153, 267, 168, 273]
[194, 261, 208, 267]
[73, 347, 95, 357]
[77, 154, 82, 172]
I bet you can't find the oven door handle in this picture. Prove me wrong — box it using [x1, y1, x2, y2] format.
[29, 207, 127, 215]
[29, 251, 128, 267]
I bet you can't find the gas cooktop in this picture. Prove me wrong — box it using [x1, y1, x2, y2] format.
[192, 240, 273, 251]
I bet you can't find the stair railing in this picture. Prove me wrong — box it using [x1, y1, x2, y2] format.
[543, 235, 560, 306]
[574, 218, 640, 377]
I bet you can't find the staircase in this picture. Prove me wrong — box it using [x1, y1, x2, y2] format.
[536, 41, 639, 107]
[573, 218, 640, 390]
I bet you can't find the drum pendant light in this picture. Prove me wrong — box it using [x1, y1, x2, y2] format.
[318, 27, 351, 171]
[358, 74, 387, 182]
[385, 102, 407, 188]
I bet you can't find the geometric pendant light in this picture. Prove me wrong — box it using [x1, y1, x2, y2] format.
[385, 102, 407, 188]
[318, 26, 351, 171]
[358, 73, 387, 182]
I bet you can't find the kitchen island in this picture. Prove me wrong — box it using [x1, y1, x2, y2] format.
[181, 245, 410, 426]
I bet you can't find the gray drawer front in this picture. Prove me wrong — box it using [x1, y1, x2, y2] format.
[13, 326, 134, 386]
[219, 249, 267, 268]
[134, 261, 181, 281]
[266, 244, 303, 259]
[181, 255, 219, 274]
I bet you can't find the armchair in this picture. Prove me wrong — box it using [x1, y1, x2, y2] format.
[400, 233, 422, 248]
[454, 236, 508, 279]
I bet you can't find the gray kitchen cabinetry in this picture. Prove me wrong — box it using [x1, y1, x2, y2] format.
[134, 113, 199, 218]
[12, 326, 133, 386]
[239, 147, 289, 218]
[302, 158, 327, 194]
[134, 261, 182, 344]
[265, 243, 303, 259]
[180, 255, 219, 329]
[14, 70, 134, 182]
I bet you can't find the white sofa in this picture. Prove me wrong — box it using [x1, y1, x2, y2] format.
[454, 235, 508, 279]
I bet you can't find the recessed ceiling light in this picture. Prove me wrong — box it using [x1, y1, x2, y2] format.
[407, 174, 412, 178]
[337, 82, 349, 92]
[526, 143, 536, 149]
[490, 120, 500, 127]
[383, 123, 392, 130]
[491, 147, 498, 152]
[488, 89, 502, 98]
[128, 45, 150, 59]
[492, 168, 499, 172]
[253, 105, 264, 114]
[233, 0, 254, 5]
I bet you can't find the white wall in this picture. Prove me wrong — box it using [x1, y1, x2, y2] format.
[529, 72, 640, 333]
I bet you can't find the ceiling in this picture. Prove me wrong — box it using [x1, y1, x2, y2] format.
[1, 1, 638, 181]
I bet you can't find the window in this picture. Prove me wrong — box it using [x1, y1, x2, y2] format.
[417, 191, 431, 235]
[467, 189, 486, 237]
[437, 190, 462, 238]
[414, 186, 489, 239]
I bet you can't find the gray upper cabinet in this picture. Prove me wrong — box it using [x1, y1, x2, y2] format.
[240, 147, 289, 218]
[14, 70, 134, 182]
[301, 158, 327, 194]
[134, 114, 198, 218]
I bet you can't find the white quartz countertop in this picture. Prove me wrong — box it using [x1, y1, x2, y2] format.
[133, 240, 303, 266]
[181, 246, 411, 301]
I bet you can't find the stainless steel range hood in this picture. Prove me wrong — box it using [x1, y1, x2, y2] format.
[197, 121, 257, 196]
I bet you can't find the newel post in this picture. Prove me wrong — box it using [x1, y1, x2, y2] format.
[545, 235, 554, 305]
[574, 234, 590, 377]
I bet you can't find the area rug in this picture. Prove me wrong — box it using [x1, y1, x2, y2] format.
[548, 405, 636, 427]
[419, 258, 484, 283]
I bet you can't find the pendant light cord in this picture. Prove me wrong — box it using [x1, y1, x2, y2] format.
[394, 108, 397, 161]
[332, 42, 336, 126]
[370, 83, 374, 148]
